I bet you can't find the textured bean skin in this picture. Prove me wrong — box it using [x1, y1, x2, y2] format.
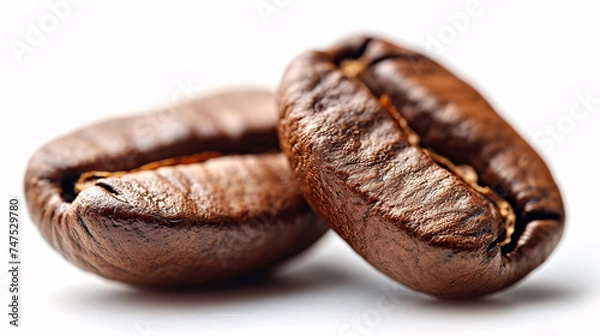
[24, 90, 327, 287]
[277, 36, 565, 298]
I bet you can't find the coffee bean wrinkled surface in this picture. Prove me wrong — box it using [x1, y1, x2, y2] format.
[277, 36, 565, 298]
[25, 90, 327, 287]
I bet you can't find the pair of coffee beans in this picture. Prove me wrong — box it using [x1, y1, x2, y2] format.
[25, 35, 565, 299]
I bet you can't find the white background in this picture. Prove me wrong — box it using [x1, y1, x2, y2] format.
[1, 1, 599, 335]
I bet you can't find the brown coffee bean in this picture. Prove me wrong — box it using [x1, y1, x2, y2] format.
[24, 89, 327, 287]
[277, 36, 565, 299]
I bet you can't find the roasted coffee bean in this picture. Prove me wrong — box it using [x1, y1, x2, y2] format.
[24, 90, 327, 287]
[277, 36, 565, 298]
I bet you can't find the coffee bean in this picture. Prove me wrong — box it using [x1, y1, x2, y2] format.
[277, 36, 565, 298]
[24, 90, 327, 287]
